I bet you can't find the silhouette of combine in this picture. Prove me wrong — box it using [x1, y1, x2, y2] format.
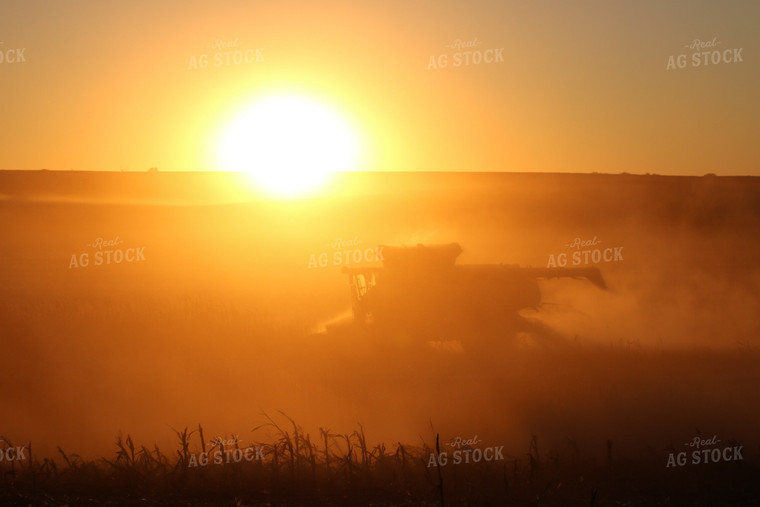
[335, 243, 605, 348]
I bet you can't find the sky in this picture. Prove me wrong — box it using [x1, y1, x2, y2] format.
[0, 0, 758, 175]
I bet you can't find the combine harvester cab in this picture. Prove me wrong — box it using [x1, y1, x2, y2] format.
[338, 243, 605, 349]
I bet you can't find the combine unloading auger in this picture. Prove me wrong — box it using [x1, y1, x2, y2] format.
[333, 243, 605, 346]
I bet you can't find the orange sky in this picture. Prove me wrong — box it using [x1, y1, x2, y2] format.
[0, 0, 758, 175]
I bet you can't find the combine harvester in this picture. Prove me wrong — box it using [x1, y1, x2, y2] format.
[331, 243, 605, 351]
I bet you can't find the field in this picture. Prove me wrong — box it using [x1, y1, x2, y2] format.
[1, 170, 760, 505]
[1, 404, 759, 505]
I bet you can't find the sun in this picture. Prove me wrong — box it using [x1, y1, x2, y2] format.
[216, 94, 361, 197]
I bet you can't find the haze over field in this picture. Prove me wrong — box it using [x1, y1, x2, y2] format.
[2, 170, 759, 463]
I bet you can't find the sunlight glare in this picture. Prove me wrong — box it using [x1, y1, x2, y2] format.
[216, 95, 361, 197]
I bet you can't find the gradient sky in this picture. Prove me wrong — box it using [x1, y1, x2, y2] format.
[0, 0, 757, 175]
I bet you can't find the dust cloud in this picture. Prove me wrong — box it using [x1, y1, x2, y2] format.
[1, 171, 759, 463]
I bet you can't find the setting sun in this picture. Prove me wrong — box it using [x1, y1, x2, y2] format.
[215, 94, 361, 197]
